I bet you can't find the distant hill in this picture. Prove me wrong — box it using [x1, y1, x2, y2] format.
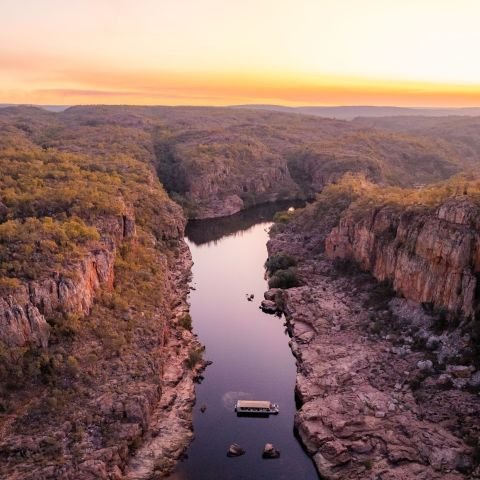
[0, 103, 69, 112]
[3, 103, 480, 118]
[233, 104, 480, 120]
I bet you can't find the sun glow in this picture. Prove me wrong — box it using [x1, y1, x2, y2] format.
[1, 0, 479, 106]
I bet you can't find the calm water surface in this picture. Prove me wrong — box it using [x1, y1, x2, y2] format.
[168, 204, 317, 480]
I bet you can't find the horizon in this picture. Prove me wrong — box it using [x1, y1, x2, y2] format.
[1, 0, 480, 107]
[4, 103, 480, 111]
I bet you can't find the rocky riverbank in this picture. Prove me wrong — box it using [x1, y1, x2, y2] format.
[0, 231, 204, 480]
[0, 105, 210, 479]
[126, 240, 206, 479]
[265, 203, 480, 479]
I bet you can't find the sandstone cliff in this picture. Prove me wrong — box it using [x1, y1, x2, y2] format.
[0, 207, 134, 350]
[0, 248, 114, 349]
[325, 198, 480, 318]
[266, 185, 480, 478]
[154, 134, 302, 219]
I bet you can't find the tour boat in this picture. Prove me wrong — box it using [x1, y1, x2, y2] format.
[234, 400, 279, 415]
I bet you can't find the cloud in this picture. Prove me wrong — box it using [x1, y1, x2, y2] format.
[2, 50, 480, 107]
[35, 89, 145, 97]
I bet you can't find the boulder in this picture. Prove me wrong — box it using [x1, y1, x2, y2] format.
[227, 443, 245, 457]
[426, 336, 441, 350]
[468, 371, 480, 389]
[264, 289, 280, 301]
[78, 459, 108, 479]
[262, 443, 280, 459]
[446, 365, 473, 378]
[436, 374, 453, 388]
[416, 359, 433, 372]
[260, 300, 277, 314]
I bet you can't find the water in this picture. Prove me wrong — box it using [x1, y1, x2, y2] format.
[168, 204, 317, 480]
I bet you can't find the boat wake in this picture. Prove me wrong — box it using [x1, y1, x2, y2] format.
[222, 391, 252, 410]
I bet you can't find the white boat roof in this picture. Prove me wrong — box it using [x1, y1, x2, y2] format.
[237, 400, 271, 409]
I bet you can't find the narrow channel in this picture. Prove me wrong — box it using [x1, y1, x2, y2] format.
[168, 203, 318, 480]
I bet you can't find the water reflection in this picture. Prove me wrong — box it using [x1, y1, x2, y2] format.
[186, 200, 305, 246]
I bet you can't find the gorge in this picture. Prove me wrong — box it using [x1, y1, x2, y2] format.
[0, 106, 479, 479]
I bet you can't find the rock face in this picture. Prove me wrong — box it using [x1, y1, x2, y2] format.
[0, 201, 204, 479]
[0, 296, 49, 348]
[154, 133, 304, 220]
[0, 222, 119, 350]
[125, 242, 205, 479]
[267, 209, 480, 479]
[326, 198, 480, 318]
[183, 162, 301, 220]
[190, 194, 245, 220]
[0, 204, 138, 351]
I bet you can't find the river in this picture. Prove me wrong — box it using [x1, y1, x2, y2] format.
[168, 203, 318, 480]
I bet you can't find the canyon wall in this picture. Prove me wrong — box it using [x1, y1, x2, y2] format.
[266, 185, 480, 478]
[0, 209, 133, 350]
[154, 137, 302, 219]
[325, 198, 480, 318]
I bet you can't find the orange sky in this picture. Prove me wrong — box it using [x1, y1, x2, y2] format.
[1, 0, 480, 107]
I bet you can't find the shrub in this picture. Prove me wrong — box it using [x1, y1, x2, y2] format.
[186, 348, 203, 369]
[272, 210, 292, 224]
[433, 308, 449, 333]
[178, 313, 193, 331]
[47, 312, 81, 338]
[268, 267, 301, 289]
[265, 253, 297, 275]
[66, 355, 79, 375]
[0, 277, 21, 295]
[362, 459, 373, 470]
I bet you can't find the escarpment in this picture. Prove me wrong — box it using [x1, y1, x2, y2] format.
[0, 248, 113, 348]
[0, 207, 135, 350]
[266, 180, 480, 479]
[326, 198, 480, 317]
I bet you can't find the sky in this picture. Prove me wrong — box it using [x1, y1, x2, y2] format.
[1, 0, 480, 107]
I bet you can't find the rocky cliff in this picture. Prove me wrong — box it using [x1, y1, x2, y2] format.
[325, 198, 480, 318]
[146, 106, 471, 219]
[0, 206, 135, 350]
[265, 177, 480, 479]
[154, 134, 302, 219]
[0, 108, 205, 480]
[0, 247, 114, 348]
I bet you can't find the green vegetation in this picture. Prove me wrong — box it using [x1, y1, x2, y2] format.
[268, 267, 301, 289]
[362, 459, 373, 471]
[272, 210, 294, 224]
[265, 253, 297, 275]
[287, 172, 480, 240]
[186, 347, 203, 369]
[0, 216, 99, 281]
[178, 313, 193, 331]
[0, 107, 188, 465]
[265, 253, 300, 289]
